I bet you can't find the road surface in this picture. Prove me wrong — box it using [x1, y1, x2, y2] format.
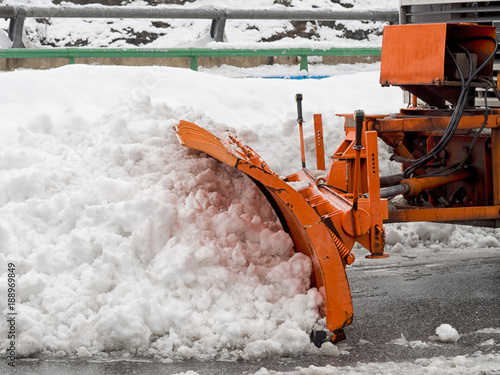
[3, 249, 499, 374]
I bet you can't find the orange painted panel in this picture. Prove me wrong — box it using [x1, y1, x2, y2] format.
[380, 23, 447, 86]
[380, 23, 496, 87]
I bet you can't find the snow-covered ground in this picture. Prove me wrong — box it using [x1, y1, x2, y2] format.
[250, 353, 500, 375]
[251, 355, 500, 375]
[0, 62, 499, 374]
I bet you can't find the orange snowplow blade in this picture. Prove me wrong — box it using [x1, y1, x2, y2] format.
[176, 120, 353, 337]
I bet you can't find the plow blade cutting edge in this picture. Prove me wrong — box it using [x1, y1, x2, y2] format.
[176, 120, 361, 341]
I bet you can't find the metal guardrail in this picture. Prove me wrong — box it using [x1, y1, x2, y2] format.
[0, 47, 382, 71]
[0, 5, 399, 47]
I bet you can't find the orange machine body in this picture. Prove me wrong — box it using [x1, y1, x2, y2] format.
[176, 23, 500, 343]
[380, 23, 496, 107]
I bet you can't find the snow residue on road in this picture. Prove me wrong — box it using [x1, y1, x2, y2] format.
[249, 352, 500, 374]
[384, 222, 500, 255]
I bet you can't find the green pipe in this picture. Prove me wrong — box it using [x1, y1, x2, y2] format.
[0, 47, 381, 71]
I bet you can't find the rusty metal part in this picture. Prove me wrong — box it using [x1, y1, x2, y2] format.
[330, 328, 346, 344]
[314, 114, 326, 171]
[296, 93, 306, 169]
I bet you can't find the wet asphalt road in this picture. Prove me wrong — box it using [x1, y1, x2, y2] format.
[2, 250, 499, 374]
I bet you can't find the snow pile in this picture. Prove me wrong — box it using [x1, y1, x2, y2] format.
[0, 30, 12, 48]
[0, 0, 398, 49]
[433, 324, 460, 343]
[319, 341, 341, 356]
[384, 222, 500, 254]
[0, 64, 402, 359]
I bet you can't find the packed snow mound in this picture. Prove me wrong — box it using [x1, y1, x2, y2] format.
[0, 0, 398, 48]
[0, 65, 331, 359]
[0, 29, 12, 48]
[433, 324, 460, 343]
[384, 221, 500, 254]
[0, 64, 402, 359]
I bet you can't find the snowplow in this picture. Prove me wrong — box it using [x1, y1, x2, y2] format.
[176, 22, 500, 344]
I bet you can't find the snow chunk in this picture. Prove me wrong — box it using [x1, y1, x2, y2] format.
[93, 307, 152, 351]
[390, 333, 408, 347]
[476, 328, 500, 334]
[385, 226, 405, 246]
[18, 270, 47, 302]
[477, 235, 500, 248]
[320, 342, 340, 356]
[390, 242, 405, 254]
[286, 181, 310, 191]
[0, 29, 12, 48]
[409, 340, 429, 349]
[243, 339, 284, 359]
[433, 324, 460, 343]
[480, 339, 495, 346]
[76, 347, 92, 359]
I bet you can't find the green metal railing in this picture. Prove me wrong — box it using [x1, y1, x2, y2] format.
[0, 47, 382, 71]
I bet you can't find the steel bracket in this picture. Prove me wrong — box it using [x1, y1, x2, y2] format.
[210, 9, 227, 42]
[8, 7, 26, 48]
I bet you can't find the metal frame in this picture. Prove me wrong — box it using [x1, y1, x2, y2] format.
[0, 5, 399, 47]
[400, 0, 500, 24]
[399, 0, 500, 106]
[0, 46, 382, 72]
[6, 7, 25, 48]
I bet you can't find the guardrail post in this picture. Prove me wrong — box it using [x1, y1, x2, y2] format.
[190, 56, 198, 71]
[210, 9, 227, 42]
[66, 48, 75, 64]
[8, 7, 26, 48]
[300, 55, 308, 72]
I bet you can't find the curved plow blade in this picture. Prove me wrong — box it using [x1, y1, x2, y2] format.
[176, 120, 353, 336]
